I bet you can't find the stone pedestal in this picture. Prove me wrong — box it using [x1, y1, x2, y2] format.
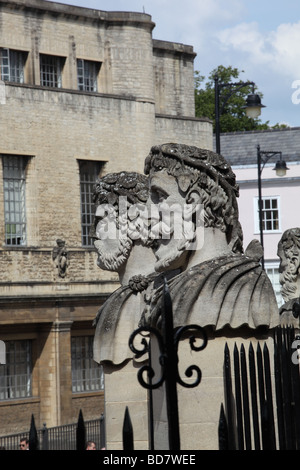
[103, 360, 150, 450]
[150, 327, 275, 450]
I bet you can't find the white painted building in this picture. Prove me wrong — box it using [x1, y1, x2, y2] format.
[217, 127, 300, 305]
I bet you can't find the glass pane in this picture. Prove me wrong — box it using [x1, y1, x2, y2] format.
[0, 48, 26, 83]
[0, 340, 32, 400]
[79, 161, 104, 246]
[261, 198, 280, 232]
[271, 199, 278, 209]
[40, 54, 63, 88]
[71, 336, 103, 393]
[77, 59, 99, 92]
[2, 156, 27, 245]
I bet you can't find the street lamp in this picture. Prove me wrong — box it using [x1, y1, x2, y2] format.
[257, 144, 289, 269]
[214, 74, 266, 154]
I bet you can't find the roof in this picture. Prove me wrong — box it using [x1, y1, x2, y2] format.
[214, 127, 300, 167]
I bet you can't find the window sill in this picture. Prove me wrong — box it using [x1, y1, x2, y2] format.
[0, 396, 40, 407]
[72, 391, 104, 398]
[254, 230, 282, 235]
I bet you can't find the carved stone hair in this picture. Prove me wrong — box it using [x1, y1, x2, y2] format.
[91, 171, 150, 243]
[93, 171, 149, 206]
[144, 143, 243, 253]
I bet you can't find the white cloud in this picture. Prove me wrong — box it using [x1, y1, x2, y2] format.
[217, 20, 300, 79]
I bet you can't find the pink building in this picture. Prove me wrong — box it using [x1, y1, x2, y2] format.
[218, 127, 300, 305]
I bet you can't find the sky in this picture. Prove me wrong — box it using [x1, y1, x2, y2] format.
[46, 0, 300, 128]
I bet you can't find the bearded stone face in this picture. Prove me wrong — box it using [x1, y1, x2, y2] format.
[149, 171, 196, 272]
[91, 172, 151, 273]
[93, 203, 133, 272]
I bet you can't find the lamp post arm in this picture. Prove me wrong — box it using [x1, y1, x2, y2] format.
[218, 81, 255, 115]
[257, 150, 282, 175]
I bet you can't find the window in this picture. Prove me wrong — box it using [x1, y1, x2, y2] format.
[0, 340, 32, 400]
[2, 155, 28, 245]
[71, 336, 104, 393]
[79, 160, 104, 246]
[255, 196, 281, 233]
[265, 262, 284, 307]
[40, 54, 64, 88]
[77, 59, 100, 92]
[0, 48, 27, 83]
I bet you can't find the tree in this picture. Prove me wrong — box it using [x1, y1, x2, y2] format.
[194, 65, 270, 133]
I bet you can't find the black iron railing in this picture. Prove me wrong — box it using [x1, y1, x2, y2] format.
[128, 277, 207, 450]
[219, 326, 300, 450]
[0, 411, 105, 450]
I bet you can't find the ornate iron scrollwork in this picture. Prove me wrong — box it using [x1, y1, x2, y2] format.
[129, 279, 207, 392]
[129, 326, 166, 389]
[128, 278, 207, 450]
[174, 324, 207, 388]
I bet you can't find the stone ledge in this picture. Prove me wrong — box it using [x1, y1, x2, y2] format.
[153, 39, 196, 58]
[5, 82, 137, 103]
[72, 391, 104, 399]
[0, 0, 155, 30]
[0, 396, 40, 408]
[156, 113, 212, 124]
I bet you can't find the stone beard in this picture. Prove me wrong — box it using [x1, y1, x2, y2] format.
[94, 236, 132, 272]
[152, 214, 197, 273]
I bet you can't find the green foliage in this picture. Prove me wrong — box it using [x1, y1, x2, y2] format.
[194, 65, 271, 132]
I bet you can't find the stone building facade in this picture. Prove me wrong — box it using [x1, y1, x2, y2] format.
[0, 0, 212, 436]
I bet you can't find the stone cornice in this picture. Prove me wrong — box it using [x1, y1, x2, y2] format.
[0, 0, 155, 31]
[153, 39, 196, 59]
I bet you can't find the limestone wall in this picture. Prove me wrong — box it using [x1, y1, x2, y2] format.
[153, 40, 196, 117]
[0, 0, 213, 434]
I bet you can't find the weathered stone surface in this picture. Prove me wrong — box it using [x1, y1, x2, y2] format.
[93, 143, 280, 450]
[278, 228, 300, 326]
[92, 172, 157, 364]
[143, 143, 279, 331]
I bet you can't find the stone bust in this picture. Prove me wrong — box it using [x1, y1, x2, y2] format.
[278, 228, 300, 325]
[91, 171, 157, 365]
[142, 143, 279, 331]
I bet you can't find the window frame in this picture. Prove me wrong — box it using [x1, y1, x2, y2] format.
[71, 336, 104, 394]
[2, 155, 28, 246]
[0, 48, 27, 84]
[40, 54, 65, 88]
[77, 59, 100, 93]
[0, 340, 32, 401]
[79, 160, 105, 247]
[254, 195, 281, 234]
